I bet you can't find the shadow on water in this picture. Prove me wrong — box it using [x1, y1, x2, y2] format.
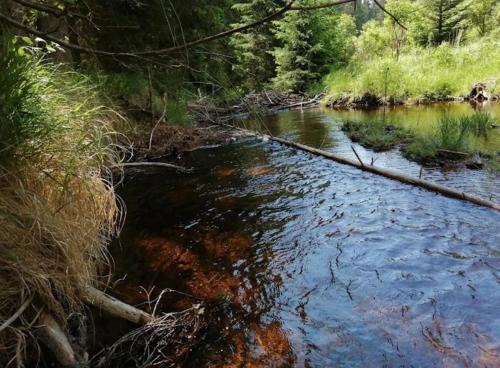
[107, 133, 500, 367]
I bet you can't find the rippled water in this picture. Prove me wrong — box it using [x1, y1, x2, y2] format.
[241, 103, 500, 201]
[112, 135, 500, 367]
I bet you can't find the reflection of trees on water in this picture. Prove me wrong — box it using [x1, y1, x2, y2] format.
[110, 142, 296, 366]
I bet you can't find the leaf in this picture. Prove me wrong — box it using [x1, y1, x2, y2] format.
[22, 37, 33, 45]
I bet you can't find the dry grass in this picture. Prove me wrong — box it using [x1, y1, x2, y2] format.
[0, 47, 125, 366]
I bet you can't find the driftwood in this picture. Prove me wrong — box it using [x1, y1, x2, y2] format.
[39, 313, 78, 368]
[273, 136, 500, 211]
[215, 121, 500, 211]
[190, 91, 323, 119]
[81, 286, 153, 325]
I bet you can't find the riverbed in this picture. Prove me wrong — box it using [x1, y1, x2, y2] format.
[105, 103, 500, 367]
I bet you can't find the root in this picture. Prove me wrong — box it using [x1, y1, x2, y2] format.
[38, 313, 78, 368]
[91, 304, 205, 368]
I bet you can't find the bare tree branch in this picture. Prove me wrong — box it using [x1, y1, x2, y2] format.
[290, 0, 355, 11]
[13, 0, 90, 20]
[0, 1, 297, 57]
[372, 0, 407, 30]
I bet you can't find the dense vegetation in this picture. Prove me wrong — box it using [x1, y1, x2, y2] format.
[325, 0, 500, 103]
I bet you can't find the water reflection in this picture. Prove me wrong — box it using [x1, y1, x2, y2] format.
[112, 138, 500, 367]
[241, 103, 500, 201]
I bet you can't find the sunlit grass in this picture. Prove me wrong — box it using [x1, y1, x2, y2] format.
[324, 36, 500, 103]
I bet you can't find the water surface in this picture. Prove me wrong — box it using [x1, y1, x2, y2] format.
[241, 103, 500, 201]
[113, 136, 500, 367]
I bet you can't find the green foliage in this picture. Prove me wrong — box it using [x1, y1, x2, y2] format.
[230, 0, 280, 92]
[325, 35, 500, 102]
[271, 3, 355, 92]
[415, 0, 470, 45]
[0, 44, 58, 164]
[402, 113, 497, 163]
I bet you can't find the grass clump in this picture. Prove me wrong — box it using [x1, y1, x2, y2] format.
[342, 119, 413, 151]
[0, 44, 123, 366]
[402, 112, 498, 164]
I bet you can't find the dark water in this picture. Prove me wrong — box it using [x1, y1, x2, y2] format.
[112, 134, 500, 367]
[241, 103, 500, 201]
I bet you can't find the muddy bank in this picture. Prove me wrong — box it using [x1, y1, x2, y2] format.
[325, 85, 500, 109]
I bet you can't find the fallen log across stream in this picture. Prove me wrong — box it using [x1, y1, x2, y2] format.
[218, 122, 500, 211]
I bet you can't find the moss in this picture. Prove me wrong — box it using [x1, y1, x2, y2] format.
[342, 119, 413, 151]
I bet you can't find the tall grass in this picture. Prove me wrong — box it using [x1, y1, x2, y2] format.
[0, 44, 124, 366]
[324, 36, 500, 102]
[403, 112, 497, 163]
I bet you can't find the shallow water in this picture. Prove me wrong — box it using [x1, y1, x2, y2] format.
[241, 103, 500, 201]
[112, 134, 500, 367]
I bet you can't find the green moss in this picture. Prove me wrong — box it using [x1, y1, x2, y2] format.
[342, 119, 413, 151]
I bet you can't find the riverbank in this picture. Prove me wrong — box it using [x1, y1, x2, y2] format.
[323, 36, 500, 109]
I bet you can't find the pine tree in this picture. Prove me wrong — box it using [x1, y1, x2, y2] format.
[271, 2, 355, 92]
[230, 0, 282, 92]
[421, 0, 469, 44]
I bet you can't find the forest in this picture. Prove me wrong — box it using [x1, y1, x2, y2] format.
[1, 0, 500, 367]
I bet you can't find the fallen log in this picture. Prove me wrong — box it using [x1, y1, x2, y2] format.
[215, 122, 500, 211]
[272, 136, 500, 211]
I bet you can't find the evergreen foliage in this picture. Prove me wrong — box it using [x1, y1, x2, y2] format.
[230, 0, 282, 92]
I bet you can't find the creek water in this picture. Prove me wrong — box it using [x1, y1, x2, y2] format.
[110, 104, 500, 367]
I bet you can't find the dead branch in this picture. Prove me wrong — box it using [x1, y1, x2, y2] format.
[290, 0, 354, 11]
[0, 296, 33, 333]
[81, 286, 153, 325]
[214, 122, 500, 211]
[372, 0, 407, 30]
[13, 0, 90, 19]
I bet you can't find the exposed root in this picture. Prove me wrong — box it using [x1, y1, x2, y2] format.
[91, 304, 205, 368]
[38, 313, 78, 368]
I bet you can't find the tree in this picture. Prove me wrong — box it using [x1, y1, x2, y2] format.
[417, 0, 469, 45]
[271, 2, 355, 92]
[467, 0, 496, 36]
[230, 0, 282, 92]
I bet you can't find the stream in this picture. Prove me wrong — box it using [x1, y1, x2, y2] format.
[110, 104, 500, 367]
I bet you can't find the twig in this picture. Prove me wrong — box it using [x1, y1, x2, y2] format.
[351, 146, 364, 167]
[0, 296, 33, 333]
[148, 94, 168, 151]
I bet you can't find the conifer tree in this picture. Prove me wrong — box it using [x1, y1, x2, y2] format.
[419, 0, 469, 44]
[229, 0, 283, 92]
